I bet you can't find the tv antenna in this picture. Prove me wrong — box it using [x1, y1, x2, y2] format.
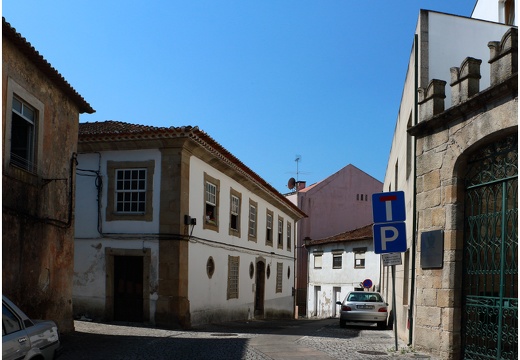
[295, 155, 301, 181]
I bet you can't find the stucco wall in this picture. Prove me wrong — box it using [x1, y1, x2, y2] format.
[188, 156, 296, 325]
[307, 239, 380, 319]
[3, 36, 81, 332]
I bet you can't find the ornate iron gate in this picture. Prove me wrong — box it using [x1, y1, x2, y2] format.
[463, 134, 518, 359]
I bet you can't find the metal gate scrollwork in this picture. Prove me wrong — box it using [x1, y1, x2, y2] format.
[463, 134, 518, 359]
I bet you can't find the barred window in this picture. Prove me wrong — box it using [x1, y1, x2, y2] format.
[276, 262, 283, 293]
[227, 256, 240, 299]
[115, 169, 147, 213]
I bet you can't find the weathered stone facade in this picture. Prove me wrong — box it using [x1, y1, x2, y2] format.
[2, 19, 94, 332]
[409, 28, 517, 359]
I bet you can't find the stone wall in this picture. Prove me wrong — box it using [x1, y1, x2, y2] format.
[2, 33, 81, 332]
[410, 28, 517, 359]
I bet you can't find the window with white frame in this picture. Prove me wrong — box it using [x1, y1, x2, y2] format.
[115, 168, 147, 213]
[227, 255, 240, 299]
[229, 189, 241, 236]
[10, 96, 36, 171]
[106, 160, 155, 222]
[248, 200, 257, 241]
[314, 253, 323, 268]
[277, 216, 284, 249]
[206, 182, 217, 221]
[266, 210, 273, 246]
[354, 247, 367, 268]
[203, 173, 220, 230]
[333, 252, 343, 269]
[5, 79, 44, 176]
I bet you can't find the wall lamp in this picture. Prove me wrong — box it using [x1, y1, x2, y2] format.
[304, 237, 312, 248]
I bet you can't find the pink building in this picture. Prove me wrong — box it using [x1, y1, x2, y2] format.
[286, 164, 382, 316]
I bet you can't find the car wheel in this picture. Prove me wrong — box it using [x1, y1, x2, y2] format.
[377, 321, 387, 329]
[340, 319, 346, 328]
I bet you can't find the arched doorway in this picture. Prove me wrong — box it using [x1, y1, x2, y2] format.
[462, 134, 517, 359]
[255, 260, 265, 317]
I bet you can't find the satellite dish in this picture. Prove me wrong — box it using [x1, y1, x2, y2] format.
[287, 177, 296, 190]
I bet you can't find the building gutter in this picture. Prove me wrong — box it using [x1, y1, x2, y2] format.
[408, 33, 419, 346]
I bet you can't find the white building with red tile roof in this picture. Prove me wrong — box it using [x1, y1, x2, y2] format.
[305, 224, 381, 319]
[73, 120, 306, 328]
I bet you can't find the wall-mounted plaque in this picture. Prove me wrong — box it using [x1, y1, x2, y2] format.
[420, 230, 444, 269]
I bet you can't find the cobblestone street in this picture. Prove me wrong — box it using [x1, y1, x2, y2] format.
[59, 318, 436, 360]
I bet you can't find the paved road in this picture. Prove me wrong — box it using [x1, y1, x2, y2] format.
[59, 318, 435, 360]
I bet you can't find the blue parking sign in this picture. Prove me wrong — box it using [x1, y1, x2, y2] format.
[373, 222, 407, 254]
[372, 191, 407, 254]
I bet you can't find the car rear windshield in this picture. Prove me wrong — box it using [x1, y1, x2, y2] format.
[347, 293, 382, 302]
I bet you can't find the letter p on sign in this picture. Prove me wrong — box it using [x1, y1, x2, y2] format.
[373, 222, 407, 254]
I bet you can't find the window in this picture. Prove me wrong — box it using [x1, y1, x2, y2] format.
[276, 263, 283, 293]
[107, 160, 155, 222]
[229, 189, 241, 236]
[354, 247, 367, 268]
[266, 209, 273, 246]
[206, 183, 217, 221]
[248, 199, 258, 241]
[501, 0, 515, 25]
[333, 253, 343, 269]
[203, 173, 220, 231]
[5, 79, 44, 175]
[206, 257, 215, 279]
[115, 169, 147, 213]
[314, 254, 323, 268]
[287, 222, 292, 251]
[227, 256, 240, 299]
[2, 304, 22, 335]
[10, 97, 36, 171]
[277, 216, 284, 249]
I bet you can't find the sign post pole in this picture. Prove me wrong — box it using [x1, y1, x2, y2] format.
[372, 191, 407, 353]
[392, 265, 398, 352]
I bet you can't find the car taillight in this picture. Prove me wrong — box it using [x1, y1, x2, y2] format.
[378, 307, 388, 312]
[342, 305, 352, 311]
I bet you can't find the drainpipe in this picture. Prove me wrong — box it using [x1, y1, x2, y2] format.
[408, 33, 419, 346]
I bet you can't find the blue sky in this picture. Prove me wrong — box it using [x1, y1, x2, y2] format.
[3, 1, 476, 194]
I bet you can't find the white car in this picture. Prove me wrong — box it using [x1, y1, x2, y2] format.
[336, 291, 388, 329]
[2, 295, 61, 359]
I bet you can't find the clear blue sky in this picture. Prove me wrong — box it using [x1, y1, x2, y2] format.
[3, 1, 476, 194]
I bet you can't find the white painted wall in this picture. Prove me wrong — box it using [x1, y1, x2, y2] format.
[428, 12, 514, 109]
[75, 149, 162, 238]
[188, 156, 296, 325]
[472, 0, 517, 25]
[74, 150, 163, 322]
[73, 238, 160, 322]
[74, 149, 298, 326]
[306, 239, 379, 319]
